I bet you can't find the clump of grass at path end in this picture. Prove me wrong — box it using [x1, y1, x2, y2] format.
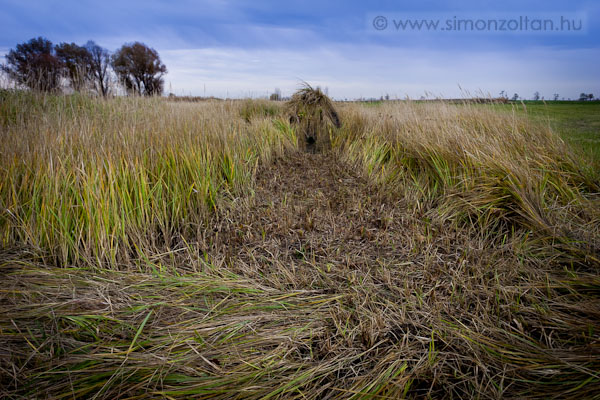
[287, 83, 341, 153]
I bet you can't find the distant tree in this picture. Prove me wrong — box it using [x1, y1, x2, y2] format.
[588, 93, 594, 101]
[2, 37, 62, 92]
[532, 91, 540, 101]
[111, 42, 166, 96]
[55, 42, 92, 91]
[553, 93, 559, 101]
[385, 93, 390, 101]
[85, 41, 111, 97]
[511, 93, 519, 101]
[579, 92, 589, 101]
[499, 90, 506, 98]
[270, 88, 281, 101]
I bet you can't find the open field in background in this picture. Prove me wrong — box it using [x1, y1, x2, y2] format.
[1, 91, 599, 398]
[494, 101, 600, 162]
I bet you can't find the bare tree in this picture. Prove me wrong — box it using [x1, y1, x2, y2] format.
[85, 41, 111, 97]
[532, 91, 540, 101]
[111, 42, 167, 96]
[553, 93, 559, 101]
[2, 37, 61, 92]
[270, 88, 281, 101]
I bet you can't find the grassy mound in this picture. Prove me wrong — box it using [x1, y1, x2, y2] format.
[287, 84, 341, 153]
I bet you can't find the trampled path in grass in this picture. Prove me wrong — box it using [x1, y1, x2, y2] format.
[2, 150, 599, 399]
[207, 151, 434, 289]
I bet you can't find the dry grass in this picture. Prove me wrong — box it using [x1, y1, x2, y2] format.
[0, 90, 295, 266]
[1, 91, 599, 399]
[287, 84, 341, 153]
[336, 101, 600, 266]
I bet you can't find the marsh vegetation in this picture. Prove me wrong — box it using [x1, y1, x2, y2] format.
[1, 90, 599, 398]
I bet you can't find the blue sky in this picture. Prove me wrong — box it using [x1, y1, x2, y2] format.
[0, 0, 598, 99]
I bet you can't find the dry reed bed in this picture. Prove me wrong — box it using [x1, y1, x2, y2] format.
[1, 92, 599, 398]
[336, 102, 600, 266]
[0, 92, 293, 265]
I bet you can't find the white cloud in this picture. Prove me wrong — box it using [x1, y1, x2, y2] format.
[2, 40, 597, 100]
[160, 45, 600, 99]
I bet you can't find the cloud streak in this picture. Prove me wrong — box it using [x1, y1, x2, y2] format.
[161, 45, 599, 99]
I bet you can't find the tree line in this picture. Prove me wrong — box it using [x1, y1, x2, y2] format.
[1, 37, 167, 96]
[500, 90, 597, 102]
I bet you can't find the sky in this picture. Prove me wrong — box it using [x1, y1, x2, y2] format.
[0, 0, 598, 99]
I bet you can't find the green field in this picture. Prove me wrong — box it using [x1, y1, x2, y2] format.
[497, 101, 600, 161]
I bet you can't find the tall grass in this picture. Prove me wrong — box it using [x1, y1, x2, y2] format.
[0, 90, 294, 266]
[1, 92, 599, 398]
[335, 101, 600, 267]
